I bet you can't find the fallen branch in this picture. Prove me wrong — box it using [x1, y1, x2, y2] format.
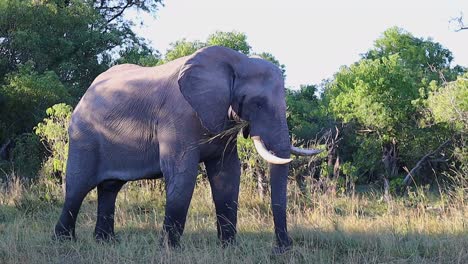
[402, 140, 451, 186]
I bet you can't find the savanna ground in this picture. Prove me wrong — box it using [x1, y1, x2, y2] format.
[0, 176, 466, 264]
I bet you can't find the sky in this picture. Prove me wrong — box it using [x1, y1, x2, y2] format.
[129, 0, 468, 88]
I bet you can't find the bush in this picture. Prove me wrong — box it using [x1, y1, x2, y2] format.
[35, 103, 72, 183]
[10, 133, 44, 179]
[0, 64, 72, 141]
[426, 75, 468, 131]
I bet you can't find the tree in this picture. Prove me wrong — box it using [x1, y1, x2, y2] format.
[0, 64, 72, 140]
[93, 0, 163, 26]
[206, 31, 251, 55]
[326, 54, 427, 181]
[364, 27, 463, 85]
[164, 39, 205, 62]
[426, 74, 468, 131]
[0, 0, 160, 144]
[0, 0, 159, 97]
[164, 31, 252, 62]
[328, 55, 418, 132]
[323, 28, 465, 186]
[0, 0, 164, 175]
[426, 74, 467, 166]
[450, 12, 468, 32]
[286, 85, 326, 142]
[163, 31, 287, 80]
[116, 46, 160, 66]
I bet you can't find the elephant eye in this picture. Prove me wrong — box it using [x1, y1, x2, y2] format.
[256, 102, 263, 109]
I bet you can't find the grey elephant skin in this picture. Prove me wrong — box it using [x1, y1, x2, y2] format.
[54, 46, 293, 250]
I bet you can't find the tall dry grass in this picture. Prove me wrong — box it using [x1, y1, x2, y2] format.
[0, 174, 467, 264]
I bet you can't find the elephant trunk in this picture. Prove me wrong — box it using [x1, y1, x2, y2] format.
[265, 126, 293, 251]
[270, 162, 292, 250]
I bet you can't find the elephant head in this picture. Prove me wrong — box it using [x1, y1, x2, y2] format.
[178, 46, 319, 250]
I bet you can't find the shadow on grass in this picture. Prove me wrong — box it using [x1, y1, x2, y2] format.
[35, 225, 466, 263]
[1, 203, 467, 264]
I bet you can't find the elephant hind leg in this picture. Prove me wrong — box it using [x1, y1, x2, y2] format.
[94, 180, 126, 241]
[54, 147, 98, 241]
[54, 187, 90, 240]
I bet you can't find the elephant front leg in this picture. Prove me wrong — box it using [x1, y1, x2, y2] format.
[160, 155, 199, 247]
[204, 144, 241, 247]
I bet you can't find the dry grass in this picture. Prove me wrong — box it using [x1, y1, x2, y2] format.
[0, 176, 467, 264]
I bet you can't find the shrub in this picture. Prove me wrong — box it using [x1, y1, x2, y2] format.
[35, 103, 72, 184]
[10, 133, 44, 179]
[0, 64, 72, 140]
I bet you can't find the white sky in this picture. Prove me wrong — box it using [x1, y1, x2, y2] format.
[130, 0, 468, 88]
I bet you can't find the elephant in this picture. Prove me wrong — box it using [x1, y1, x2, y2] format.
[53, 46, 319, 252]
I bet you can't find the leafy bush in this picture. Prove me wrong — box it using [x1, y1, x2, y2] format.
[10, 133, 44, 179]
[35, 103, 72, 182]
[0, 64, 71, 141]
[426, 74, 467, 132]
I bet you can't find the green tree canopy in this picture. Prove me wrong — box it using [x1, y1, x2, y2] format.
[116, 46, 161, 67]
[286, 84, 327, 141]
[364, 27, 464, 85]
[0, 0, 159, 96]
[319, 27, 466, 179]
[164, 39, 206, 62]
[163, 31, 286, 79]
[426, 73, 468, 132]
[93, 0, 163, 26]
[327, 55, 417, 133]
[206, 31, 251, 55]
[0, 64, 72, 138]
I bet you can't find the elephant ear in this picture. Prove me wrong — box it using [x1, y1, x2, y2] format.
[178, 47, 235, 134]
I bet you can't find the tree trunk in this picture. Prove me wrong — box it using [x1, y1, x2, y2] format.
[402, 140, 451, 187]
[381, 138, 398, 201]
[295, 172, 307, 196]
[0, 139, 12, 160]
[333, 155, 340, 180]
[256, 167, 265, 200]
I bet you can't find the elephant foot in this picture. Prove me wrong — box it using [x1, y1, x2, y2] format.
[271, 244, 293, 256]
[94, 231, 118, 243]
[220, 237, 237, 248]
[272, 237, 293, 255]
[53, 225, 76, 241]
[160, 233, 182, 249]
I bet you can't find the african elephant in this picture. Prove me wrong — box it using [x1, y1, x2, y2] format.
[53, 46, 319, 252]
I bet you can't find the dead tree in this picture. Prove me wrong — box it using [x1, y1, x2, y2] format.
[450, 13, 468, 32]
[322, 126, 342, 194]
[381, 138, 398, 201]
[401, 140, 451, 187]
[0, 139, 12, 160]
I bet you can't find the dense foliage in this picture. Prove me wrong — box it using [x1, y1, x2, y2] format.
[0, 2, 465, 199]
[0, 0, 160, 142]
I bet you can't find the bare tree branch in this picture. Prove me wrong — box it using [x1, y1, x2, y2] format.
[93, 0, 163, 26]
[449, 12, 468, 32]
[402, 140, 451, 187]
[106, 2, 134, 24]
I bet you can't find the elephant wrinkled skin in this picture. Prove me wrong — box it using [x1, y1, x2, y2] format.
[54, 46, 317, 251]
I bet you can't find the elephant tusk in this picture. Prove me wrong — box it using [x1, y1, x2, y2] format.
[290, 146, 323, 156]
[251, 136, 292, 164]
[228, 106, 242, 122]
